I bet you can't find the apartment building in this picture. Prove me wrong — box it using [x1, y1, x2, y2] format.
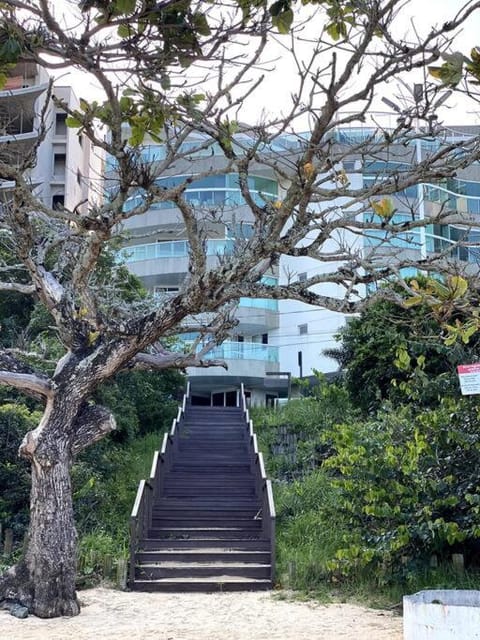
[117, 124, 480, 406]
[0, 61, 100, 214]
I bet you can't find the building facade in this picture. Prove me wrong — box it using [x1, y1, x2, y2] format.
[118, 125, 480, 406]
[0, 62, 100, 215]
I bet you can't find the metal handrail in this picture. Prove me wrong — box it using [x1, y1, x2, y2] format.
[239, 384, 276, 582]
[128, 384, 190, 588]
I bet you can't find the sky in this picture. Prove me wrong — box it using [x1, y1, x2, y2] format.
[51, 0, 480, 127]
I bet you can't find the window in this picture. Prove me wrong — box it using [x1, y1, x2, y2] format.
[77, 169, 82, 186]
[55, 113, 67, 136]
[52, 194, 65, 209]
[262, 333, 268, 344]
[154, 286, 179, 297]
[53, 153, 66, 177]
[298, 323, 308, 335]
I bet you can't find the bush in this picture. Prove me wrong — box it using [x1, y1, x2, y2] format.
[252, 376, 356, 479]
[0, 403, 42, 540]
[274, 470, 350, 590]
[321, 397, 480, 583]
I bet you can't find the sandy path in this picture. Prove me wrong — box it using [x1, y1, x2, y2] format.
[0, 587, 402, 640]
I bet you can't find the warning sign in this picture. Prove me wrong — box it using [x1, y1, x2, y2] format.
[457, 364, 480, 395]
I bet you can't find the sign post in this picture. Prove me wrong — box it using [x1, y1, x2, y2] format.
[457, 364, 480, 396]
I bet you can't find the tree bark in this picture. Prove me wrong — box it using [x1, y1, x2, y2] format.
[0, 439, 79, 617]
[0, 386, 117, 617]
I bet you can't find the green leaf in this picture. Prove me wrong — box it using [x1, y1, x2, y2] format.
[447, 275, 468, 299]
[193, 13, 211, 37]
[403, 295, 423, 308]
[0, 37, 22, 63]
[65, 116, 82, 128]
[273, 8, 293, 34]
[160, 74, 171, 91]
[119, 95, 134, 113]
[117, 23, 132, 38]
[129, 125, 145, 146]
[269, 0, 286, 17]
[326, 21, 347, 41]
[115, 0, 136, 14]
[428, 56, 464, 87]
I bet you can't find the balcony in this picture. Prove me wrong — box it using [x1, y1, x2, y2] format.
[203, 341, 278, 363]
[0, 82, 48, 133]
[187, 341, 280, 380]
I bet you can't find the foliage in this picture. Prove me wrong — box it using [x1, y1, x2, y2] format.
[0, 404, 42, 539]
[274, 469, 350, 589]
[326, 291, 478, 413]
[74, 430, 164, 585]
[320, 398, 480, 583]
[252, 374, 356, 478]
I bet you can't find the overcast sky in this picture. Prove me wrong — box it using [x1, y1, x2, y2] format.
[53, 0, 479, 127]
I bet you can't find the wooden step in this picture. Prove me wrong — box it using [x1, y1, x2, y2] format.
[147, 527, 264, 539]
[139, 537, 270, 550]
[136, 550, 271, 563]
[151, 519, 262, 530]
[130, 577, 271, 592]
[135, 562, 270, 579]
[153, 501, 260, 510]
[130, 402, 273, 593]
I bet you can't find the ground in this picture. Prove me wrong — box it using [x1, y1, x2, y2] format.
[0, 587, 402, 639]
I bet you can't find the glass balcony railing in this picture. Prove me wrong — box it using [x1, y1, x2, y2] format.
[201, 341, 279, 363]
[120, 239, 234, 262]
[239, 297, 278, 312]
[121, 188, 277, 213]
[424, 183, 480, 216]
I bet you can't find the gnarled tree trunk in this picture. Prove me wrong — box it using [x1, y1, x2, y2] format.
[0, 393, 116, 617]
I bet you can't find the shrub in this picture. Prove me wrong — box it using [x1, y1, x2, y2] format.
[0, 403, 42, 540]
[321, 397, 480, 583]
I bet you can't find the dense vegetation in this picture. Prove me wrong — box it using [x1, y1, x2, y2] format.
[3, 289, 480, 601]
[252, 299, 480, 602]
[0, 279, 184, 584]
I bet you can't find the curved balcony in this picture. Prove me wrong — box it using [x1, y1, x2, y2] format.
[424, 181, 480, 216]
[108, 135, 303, 167]
[120, 239, 234, 263]
[187, 341, 280, 380]
[0, 82, 48, 134]
[0, 129, 41, 164]
[202, 341, 278, 363]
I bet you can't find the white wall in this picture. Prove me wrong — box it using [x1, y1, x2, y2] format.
[270, 171, 364, 376]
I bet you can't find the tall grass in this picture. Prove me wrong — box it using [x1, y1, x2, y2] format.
[75, 431, 164, 587]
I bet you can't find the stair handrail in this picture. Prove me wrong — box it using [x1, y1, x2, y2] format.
[128, 383, 190, 587]
[239, 384, 276, 582]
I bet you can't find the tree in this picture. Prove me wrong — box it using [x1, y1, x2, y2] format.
[326, 284, 480, 413]
[0, 0, 479, 618]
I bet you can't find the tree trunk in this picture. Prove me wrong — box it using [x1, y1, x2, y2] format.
[0, 360, 117, 617]
[0, 443, 79, 617]
[0, 397, 82, 617]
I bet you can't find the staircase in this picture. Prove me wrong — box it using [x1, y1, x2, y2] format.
[129, 385, 275, 592]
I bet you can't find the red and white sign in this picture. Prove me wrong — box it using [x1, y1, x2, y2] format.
[457, 364, 480, 395]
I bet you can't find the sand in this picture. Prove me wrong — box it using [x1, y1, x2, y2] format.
[0, 587, 402, 640]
